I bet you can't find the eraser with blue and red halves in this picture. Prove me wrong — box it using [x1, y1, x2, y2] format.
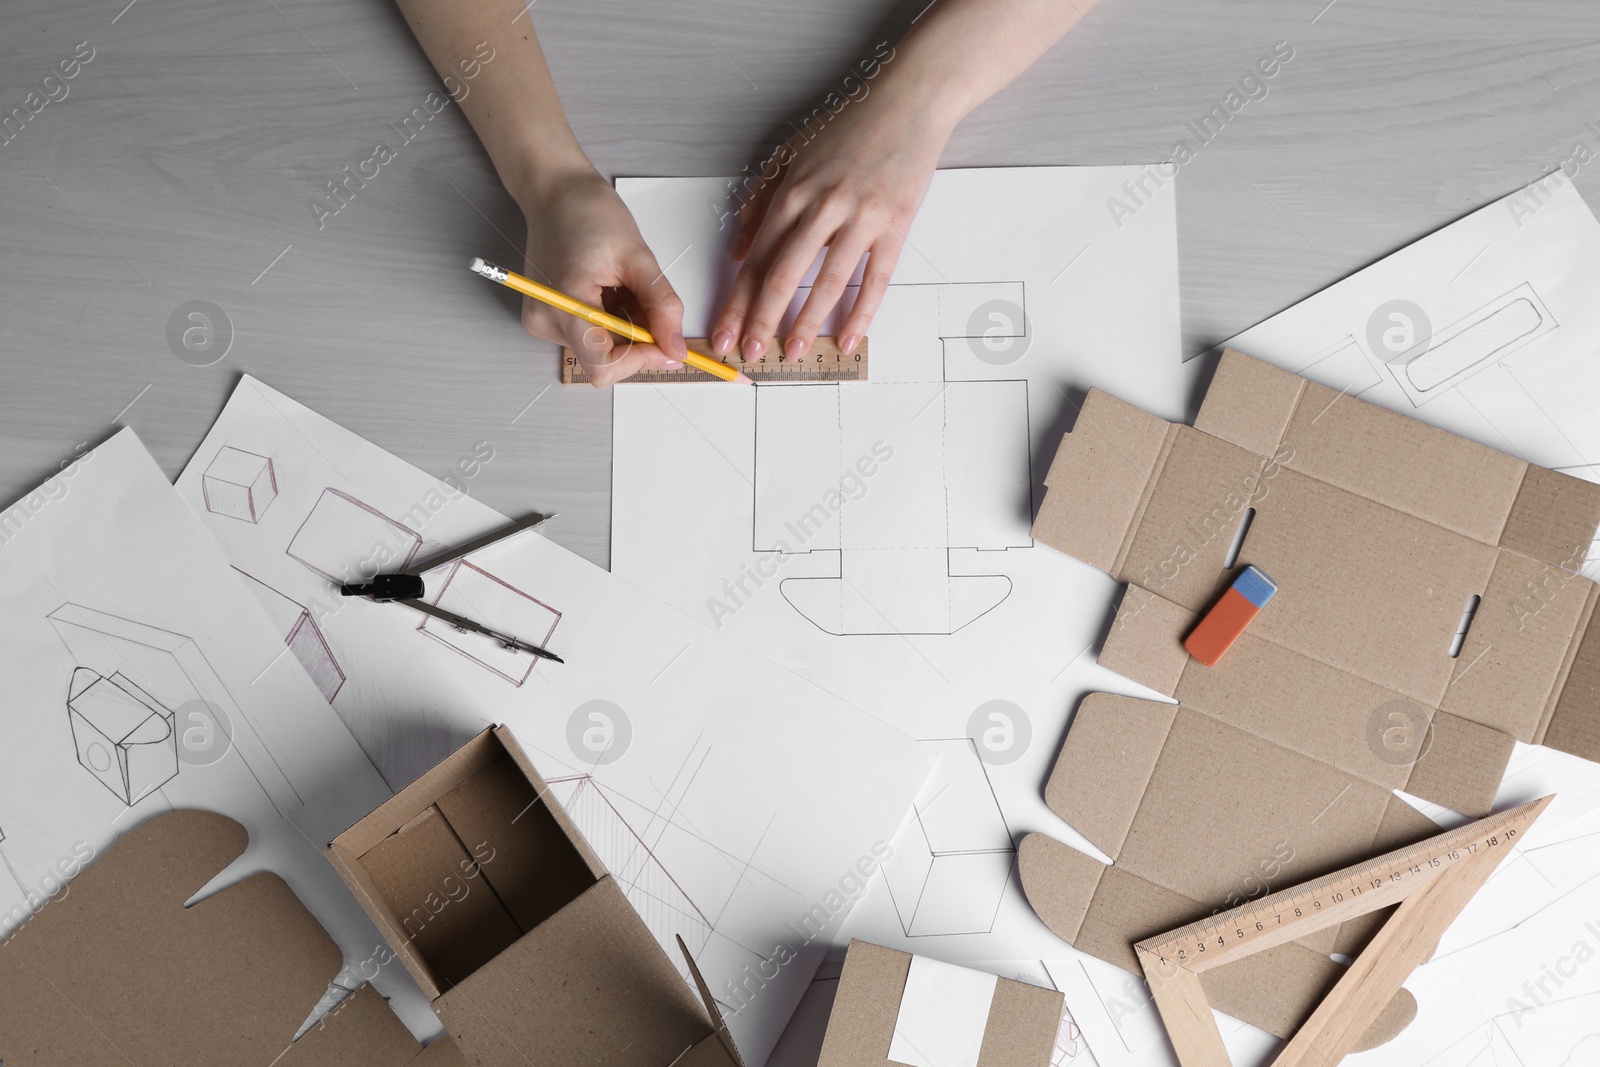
[1183, 565, 1277, 667]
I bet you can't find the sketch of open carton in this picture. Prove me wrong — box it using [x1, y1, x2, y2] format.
[66, 667, 177, 805]
[47, 602, 300, 812]
[1018, 349, 1600, 1048]
[752, 282, 1031, 635]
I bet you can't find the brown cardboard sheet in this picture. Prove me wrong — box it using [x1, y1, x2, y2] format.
[0, 808, 461, 1066]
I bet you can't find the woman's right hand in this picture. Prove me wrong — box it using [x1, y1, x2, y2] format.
[515, 167, 688, 388]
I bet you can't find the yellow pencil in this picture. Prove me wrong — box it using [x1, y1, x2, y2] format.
[469, 257, 748, 383]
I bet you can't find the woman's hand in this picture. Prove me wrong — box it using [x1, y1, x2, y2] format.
[708, 0, 1097, 366]
[515, 167, 687, 388]
[711, 98, 951, 365]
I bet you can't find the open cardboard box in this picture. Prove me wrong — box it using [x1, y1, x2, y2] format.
[816, 940, 1063, 1067]
[325, 724, 744, 1067]
[1019, 349, 1600, 1046]
[0, 726, 743, 1066]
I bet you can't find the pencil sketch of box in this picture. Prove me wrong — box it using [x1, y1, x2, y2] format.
[287, 487, 422, 585]
[232, 567, 345, 703]
[883, 738, 1016, 937]
[202, 446, 278, 523]
[66, 667, 178, 806]
[46, 602, 299, 809]
[416, 560, 561, 686]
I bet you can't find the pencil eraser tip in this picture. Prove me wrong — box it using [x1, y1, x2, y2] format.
[468, 256, 487, 273]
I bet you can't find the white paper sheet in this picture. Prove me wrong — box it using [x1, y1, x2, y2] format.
[611, 167, 1193, 962]
[0, 430, 408, 1032]
[1223, 177, 1600, 582]
[173, 376, 936, 1067]
[889, 956, 999, 1067]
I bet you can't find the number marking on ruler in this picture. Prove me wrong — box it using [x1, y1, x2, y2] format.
[560, 338, 869, 384]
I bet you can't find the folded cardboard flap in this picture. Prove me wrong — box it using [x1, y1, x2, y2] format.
[815, 940, 1062, 1067]
[1042, 692, 1176, 859]
[430, 878, 716, 1066]
[1544, 594, 1600, 760]
[328, 725, 741, 1067]
[681, 934, 749, 1067]
[0, 808, 460, 1066]
[1500, 463, 1600, 571]
[1034, 387, 1173, 575]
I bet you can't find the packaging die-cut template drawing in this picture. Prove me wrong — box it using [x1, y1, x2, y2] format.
[613, 168, 1193, 963]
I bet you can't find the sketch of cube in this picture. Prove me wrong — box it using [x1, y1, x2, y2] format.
[884, 738, 1016, 936]
[416, 560, 560, 685]
[66, 667, 178, 806]
[233, 568, 345, 703]
[202, 446, 278, 523]
[287, 487, 421, 585]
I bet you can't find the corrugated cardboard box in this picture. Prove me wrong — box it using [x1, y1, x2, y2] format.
[326, 724, 744, 1067]
[1019, 349, 1600, 1046]
[816, 940, 1063, 1067]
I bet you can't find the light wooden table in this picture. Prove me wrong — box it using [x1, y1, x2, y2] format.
[3, 0, 1596, 1060]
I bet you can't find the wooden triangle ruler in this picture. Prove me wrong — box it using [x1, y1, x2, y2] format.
[1136, 794, 1552, 1067]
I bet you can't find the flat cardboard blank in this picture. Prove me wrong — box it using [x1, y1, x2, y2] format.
[1021, 349, 1600, 1044]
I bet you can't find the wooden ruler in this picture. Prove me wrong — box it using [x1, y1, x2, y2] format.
[560, 337, 868, 384]
[1137, 794, 1552, 1067]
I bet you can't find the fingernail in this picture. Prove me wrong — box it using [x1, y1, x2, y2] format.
[840, 334, 858, 355]
[784, 336, 807, 359]
[669, 331, 688, 360]
[713, 330, 733, 355]
[743, 336, 764, 360]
